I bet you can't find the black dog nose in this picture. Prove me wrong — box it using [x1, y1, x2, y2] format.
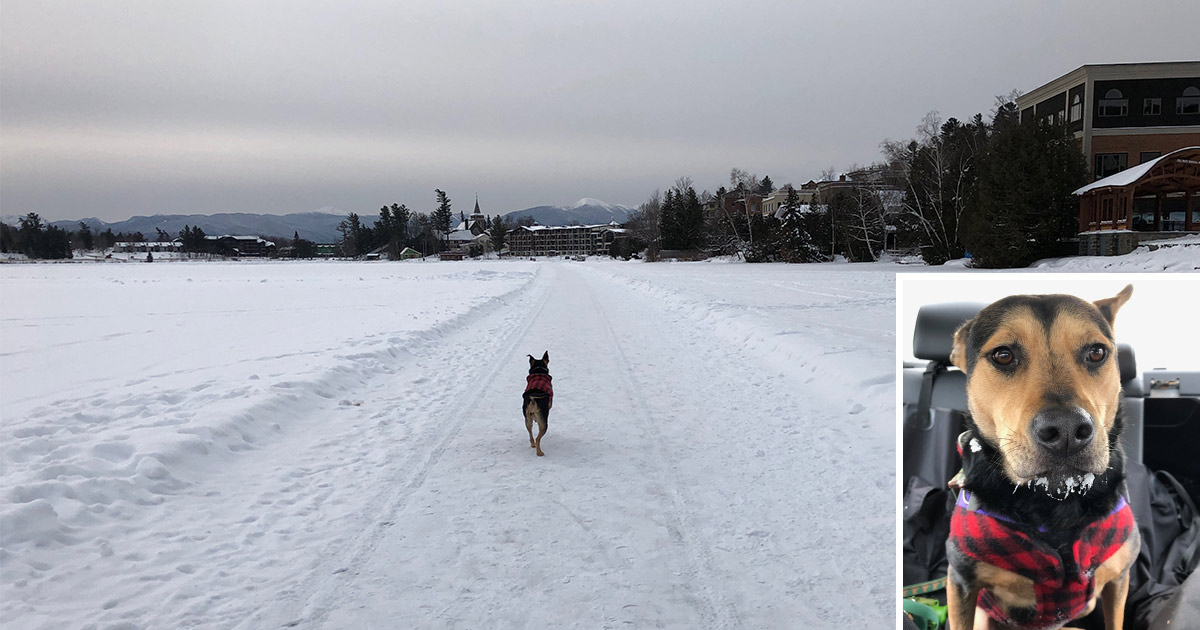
[1032, 409, 1094, 456]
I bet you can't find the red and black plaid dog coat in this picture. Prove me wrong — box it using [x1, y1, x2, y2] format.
[950, 484, 1134, 628]
[525, 374, 553, 409]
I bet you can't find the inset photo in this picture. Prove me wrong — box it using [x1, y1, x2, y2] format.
[899, 274, 1200, 630]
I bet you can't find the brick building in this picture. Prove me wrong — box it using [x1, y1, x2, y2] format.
[1015, 61, 1200, 180]
[507, 224, 626, 257]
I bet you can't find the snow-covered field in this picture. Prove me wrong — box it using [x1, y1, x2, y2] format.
[1, 259, 895, 629]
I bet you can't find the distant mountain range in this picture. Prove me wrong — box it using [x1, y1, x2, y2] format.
[29, 211, 349, 243]
[501, 198, 634, 226]
[3, 198, 635, 244]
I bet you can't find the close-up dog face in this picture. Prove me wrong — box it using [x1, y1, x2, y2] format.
[950, 285, 1132, 490]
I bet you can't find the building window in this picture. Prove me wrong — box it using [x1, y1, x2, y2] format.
[1095, 153, 1128, 179]
[1098, 89, 1128, 117]
[1070, 94, 1082, 122]
[1140, 151, 1161, 164]
[1143, 98, 1162, 115]
[1177, 86, 1200, 115]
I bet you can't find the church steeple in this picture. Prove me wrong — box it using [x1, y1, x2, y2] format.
[471, 195, 484, 221]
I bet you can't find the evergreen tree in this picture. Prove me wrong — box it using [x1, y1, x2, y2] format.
[146, 251, 153, 262]
[680, 186, 705, 250]
[431, 190, 454, 247]
[410, 212, 437, 255]
[18, 213, 43, 258]
[489, 215, 507, 253]
[373, 203, 412, 259]
[659, 188, 682, 249]
[97, 228, 116, 250]
[0, 222, 14, 253]
[179, 225, 208, 253]
[338, 213, 363, 256]
[777, 187, 815, 262]
[78, 222, 94, 250]
[758, 175, 775, 194]
[744, 215, 781, 262]
[962, 103, 1088, 268]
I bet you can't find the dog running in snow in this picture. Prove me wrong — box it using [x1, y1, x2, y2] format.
[945, 285, 1140, 630]
[523, 351, 552, 456]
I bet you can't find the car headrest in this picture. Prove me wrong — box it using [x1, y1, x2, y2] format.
[913, 302, 986, 363]
[1118, 343, 1136, 383]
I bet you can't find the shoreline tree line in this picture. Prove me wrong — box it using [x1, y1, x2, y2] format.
[3, 97, 1089, 268]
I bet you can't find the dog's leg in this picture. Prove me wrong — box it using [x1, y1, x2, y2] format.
[534, 418, 547, 456]
[525, 412, 536, 448]
[1100, 568, 1131, 630]
[946, 565, 980, 630]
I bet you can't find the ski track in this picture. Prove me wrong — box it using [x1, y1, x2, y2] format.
[577, 269, 744, 630]
[2, 261, 894, 629]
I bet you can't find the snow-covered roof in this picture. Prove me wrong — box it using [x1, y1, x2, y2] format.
[772, 204, 814, 220]
[516, 224, 624, 232]
[203, 235, 275, 246]
[1074, 146, 1200, 195]
[447, 229, 489, 242]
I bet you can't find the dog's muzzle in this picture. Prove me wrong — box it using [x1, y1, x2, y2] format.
[1031, 407, 1094, 457]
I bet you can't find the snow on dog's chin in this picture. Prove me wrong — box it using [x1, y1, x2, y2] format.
[1014, 472, 1097, 500]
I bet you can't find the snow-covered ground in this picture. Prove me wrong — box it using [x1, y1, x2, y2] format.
[1, 259, 895, 629]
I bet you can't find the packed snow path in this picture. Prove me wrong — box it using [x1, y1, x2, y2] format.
[1, 261, 894, 629]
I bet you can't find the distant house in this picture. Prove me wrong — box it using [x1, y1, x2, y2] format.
[507, 223, 627, 257]
[398, 247, 422, 260]
[315, 243, 339, 257]
[113, 240, 183, 254]
[761, 183, 818, 218]
[446, 198, 492, 255]
[204, 235, 275, 257]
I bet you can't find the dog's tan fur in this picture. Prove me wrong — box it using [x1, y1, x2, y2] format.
[950, 286, 1131, 485]
[524, 397, 546, 456]
[946, 285, 1137, 630]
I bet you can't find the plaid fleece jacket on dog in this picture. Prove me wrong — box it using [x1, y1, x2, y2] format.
[950, 468, 1135, 629]
[525, 374, 553, 410]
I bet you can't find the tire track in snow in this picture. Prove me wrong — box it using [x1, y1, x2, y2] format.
[574, 267, 745, 630]
[289, 268, 556, 629]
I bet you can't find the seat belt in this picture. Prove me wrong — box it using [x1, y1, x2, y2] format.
[914, 360, 946, 431]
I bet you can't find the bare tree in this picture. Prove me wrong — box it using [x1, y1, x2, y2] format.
[882, 110, 986, 264]
[673, 176, 694, 195]
[831, 186, 886, 262]
[626, 190, 662, 260]
[729, 167, 762, 247]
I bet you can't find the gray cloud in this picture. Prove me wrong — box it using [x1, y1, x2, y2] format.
[3, 0, 1198, 221]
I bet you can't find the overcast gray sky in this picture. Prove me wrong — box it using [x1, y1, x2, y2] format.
[3, 0, 1198, 222]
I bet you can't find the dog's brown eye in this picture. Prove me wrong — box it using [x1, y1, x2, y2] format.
[990, 347, 1015, 366]
[1087, 345, 1107, 363]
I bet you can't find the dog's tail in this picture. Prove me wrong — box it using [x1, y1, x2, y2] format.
[523, 392, 550, 425]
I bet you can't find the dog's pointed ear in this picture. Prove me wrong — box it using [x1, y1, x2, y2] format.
[528, 354, 535, 365]
[1093, 284, 1133, 326]
[949, 318, 973, 372]
[541, 351, 549, 364]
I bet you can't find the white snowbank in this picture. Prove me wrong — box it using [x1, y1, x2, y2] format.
[1033, 234, 1200, 272]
